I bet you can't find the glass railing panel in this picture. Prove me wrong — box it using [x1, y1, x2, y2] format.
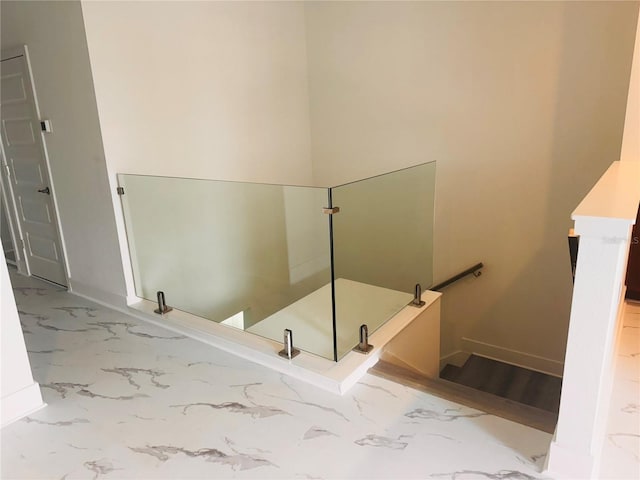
[330, 162, 436, 359]
[118, 174, 335, 360]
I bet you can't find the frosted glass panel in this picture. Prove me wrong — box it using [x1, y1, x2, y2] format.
[118, 174, 334, 359]
[119, 162, 436, 362]
[331, 162, 436, 359]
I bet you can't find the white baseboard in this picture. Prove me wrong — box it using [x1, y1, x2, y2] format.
[289, 255, 330, 284]
[68, 279, 127, 311]
[461, 337, 564, 377]
[439, 350, 470, 369]
[546, 439, 596, 479]
[1, 382, 45, 427]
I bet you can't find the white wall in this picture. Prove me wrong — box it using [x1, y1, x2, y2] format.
[80, 0, 316, 309]
[1, 253, 44, 426]
[546, 161, 640, 478]
[81, 1, 313, 186]
[3, 1, 636, 375]
[621, 14, 640, 163]
[1, 1, 126, 305]
[305, 1, 639, 373]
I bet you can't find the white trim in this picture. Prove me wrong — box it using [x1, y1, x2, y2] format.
[66, 285, 441, 395]
[0, 114, 27, 276]
[0, 45, 70, 285]
[546, 439, 596, 479]
[124, 291, 440, 394]
[439, 350, 470, 370]
[592, 286, 628, 477]
[460, 337, 564, 377]
[1, 382, 45, 428]
[572, 161, 640, 222]
[68, 279, 127, 310]
[20, 45, 71, 284]
[106, 170, 138, 306]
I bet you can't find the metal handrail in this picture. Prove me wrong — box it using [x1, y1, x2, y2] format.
[430, 262, 483, 292]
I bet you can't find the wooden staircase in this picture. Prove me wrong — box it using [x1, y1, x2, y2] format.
[440, 354, 562, 413]
[370, 355, 561, 434]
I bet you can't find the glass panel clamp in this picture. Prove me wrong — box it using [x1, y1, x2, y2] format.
[278, 328, 300, 359]
[154, 291, 173, 314]
[353, 324, 374, 354]
[409, 283, 425, 307]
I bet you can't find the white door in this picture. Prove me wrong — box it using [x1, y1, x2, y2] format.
[1, 49, 67, 286]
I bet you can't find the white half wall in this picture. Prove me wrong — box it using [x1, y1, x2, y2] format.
[0, 0, 127, 306]
[546, 161, 640, 479]
[1, 254, 44, 427]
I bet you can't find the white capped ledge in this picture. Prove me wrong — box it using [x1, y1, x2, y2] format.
[572, 161, 640, 223]
[125, 289, 441, 395]
[546, 160, 640, 479]
[247, 279, 413, 360]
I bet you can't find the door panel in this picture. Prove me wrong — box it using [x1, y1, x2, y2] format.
[1, 51, 67, 286]
[26, 232, 60, 262]
[19, 197, 52, 224]
[3, 119, 36, 145]
[9, 156, 45, 185]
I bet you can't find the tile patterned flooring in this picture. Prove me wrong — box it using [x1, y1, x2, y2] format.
[0, 271, 637, 479]
[599, 301, 640, 479]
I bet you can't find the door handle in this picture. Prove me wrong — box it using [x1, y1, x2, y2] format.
[37, 187, 50, 195]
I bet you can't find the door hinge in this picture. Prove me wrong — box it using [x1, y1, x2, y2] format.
[116, 187, 125, 196]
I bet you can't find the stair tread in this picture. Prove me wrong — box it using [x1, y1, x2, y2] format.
[441, 355, 562, 414]
[373, 360, 557, 434]
[440, 363, 462, 382]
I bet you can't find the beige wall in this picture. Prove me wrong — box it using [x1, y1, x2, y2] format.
[81, 1, 314, 185]
[1, 1, 126, 304]
[332, 162, 436, 293]
[305, 1, 638, 372]
[2, 1, 637, 374]
[83, 1, 638, 372]
[80, 0, 317, 307]
[621, 13, 640, 163]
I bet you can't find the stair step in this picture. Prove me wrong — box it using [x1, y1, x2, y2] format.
[371, 359, 558, 434]
[454, 355, 505, 390]
[449, 355, 562, 413]
[439, 363, 463, 382]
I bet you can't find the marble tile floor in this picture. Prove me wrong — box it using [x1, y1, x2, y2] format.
[599, 301, 640, 479]
[0, 271, 578, 479]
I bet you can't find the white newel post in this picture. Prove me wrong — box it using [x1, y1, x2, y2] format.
[0, 252, 45, 426]
[546, 161, 640, 479]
